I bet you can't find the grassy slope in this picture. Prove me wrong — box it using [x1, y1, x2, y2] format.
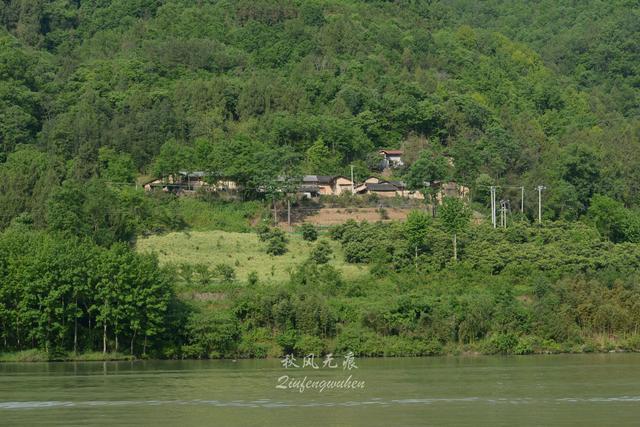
[137, 229, 368, 283]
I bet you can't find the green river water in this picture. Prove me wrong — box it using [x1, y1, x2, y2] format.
[1, 354, 639, 426]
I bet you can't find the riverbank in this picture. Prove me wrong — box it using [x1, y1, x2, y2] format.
[2, 335, 638, 363]
[0, 350, 134, 363]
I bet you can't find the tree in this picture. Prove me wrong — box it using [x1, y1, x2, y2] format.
[152, 140, 195, 180]
[97, 148, 136, 183]
[587, 194, 640, 243]
[559, 144, 602, 213]
[403, 210, 431, 266]
[440, 197, 471, 262]
[47, 178, 137, 246]
[301, 223, 318, 241]
[303, 138, 341, 175]
[0, 146, 61, 229]
[405, 149, 452, 216]
[261, 226, 289, 256]
[310, 240, 332, 264]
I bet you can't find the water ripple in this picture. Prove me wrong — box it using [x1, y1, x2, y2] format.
[2, 396, 639, 410]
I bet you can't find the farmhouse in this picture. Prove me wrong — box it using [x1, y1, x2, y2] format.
[355, 181, 400, 197]
[379, 149, 404, 168]
[302, 175, 334, 196]
[332, 176, 354, 196]
[300, 175, 354, 197]
[431, 181, 470, 203]
[144, 172, 238, 194]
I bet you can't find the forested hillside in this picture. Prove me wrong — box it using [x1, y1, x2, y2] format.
[1, 0, 639, 223]
[2, 1, 640, 360]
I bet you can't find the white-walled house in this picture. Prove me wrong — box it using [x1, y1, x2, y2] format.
[379, 150, 404, 168]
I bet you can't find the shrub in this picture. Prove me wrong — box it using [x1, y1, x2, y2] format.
[310, 240, 332, 264]
[256, 222, 272, 242]
[301, 223, 318, 241]
[247, 271, 259, 286]
[183, 310, 240, 358]
[483, 333, 519, 354]
[265, 227, 289, 255]
[277, 330, 298, 354]
[378, 207, 389, 220]
[237, 328, 272, 358]
[193, 263, 213, 285]
[294, 335, 325, 356]
[215, 263, 236, 282]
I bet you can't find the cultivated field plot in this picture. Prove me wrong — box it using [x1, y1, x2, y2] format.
[286, 207, 414, 226]
[137, 230, 368, 283]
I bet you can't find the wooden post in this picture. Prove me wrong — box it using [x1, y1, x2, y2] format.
[273, 199, 277, 225]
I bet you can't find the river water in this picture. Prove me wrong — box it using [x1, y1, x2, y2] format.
[1, 354, 639, 426]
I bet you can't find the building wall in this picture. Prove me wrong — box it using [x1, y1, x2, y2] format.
[319, 184, 333, 195]
[333, 177, 353, 195]
[387, 155, 403, 166]
[435, 182, 470, 204]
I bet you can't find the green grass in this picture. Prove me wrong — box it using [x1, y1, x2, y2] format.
[0, 350, 133, 362]
[0, 349, 49, 362]
[176, 198, 263, 232]
[137, 229, 368, 283]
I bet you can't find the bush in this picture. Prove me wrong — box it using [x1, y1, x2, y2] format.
[277, 330, 298, 354]
[256, 222, 272, 241]
[483, 333, 519, 354]
[183, 310, 241, 358]
[215, 263, 236, 282]
[301, 223, 318, 241]
[310, 240, 332, 264]
[294, 335, 325, 356]
[247, 271, 259, 286]
[193, 263, 214, 285]
[237, 328, 272, 358]
[265, 227, 289, 255]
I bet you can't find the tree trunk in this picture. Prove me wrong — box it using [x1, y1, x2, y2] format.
[143, 335, 148, 356]
[273, 200, 278, 225]
[429, 192, 437, 218]
[15, 311, 20, 350]
[453, 233, 457, 262]
[103, 322, 107, 354]
[130, 330, 137, 356]
[73, 297, 78, 355]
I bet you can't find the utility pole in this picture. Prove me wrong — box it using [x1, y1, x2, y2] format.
[273, 198, 278, 225]
[490, 186, 497, 228]
[287, 198, 291, 229]
[521, 186, 524, 214]
[537, 185, 546, 224]
[350, 165, 355, 194]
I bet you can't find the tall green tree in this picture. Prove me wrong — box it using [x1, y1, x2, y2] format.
[440, 197, 471, 262]
[405, 149, 452, 216]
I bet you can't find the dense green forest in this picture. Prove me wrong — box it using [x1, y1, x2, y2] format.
[2, 0, 639, 217]
[1, 0, 640, 359]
